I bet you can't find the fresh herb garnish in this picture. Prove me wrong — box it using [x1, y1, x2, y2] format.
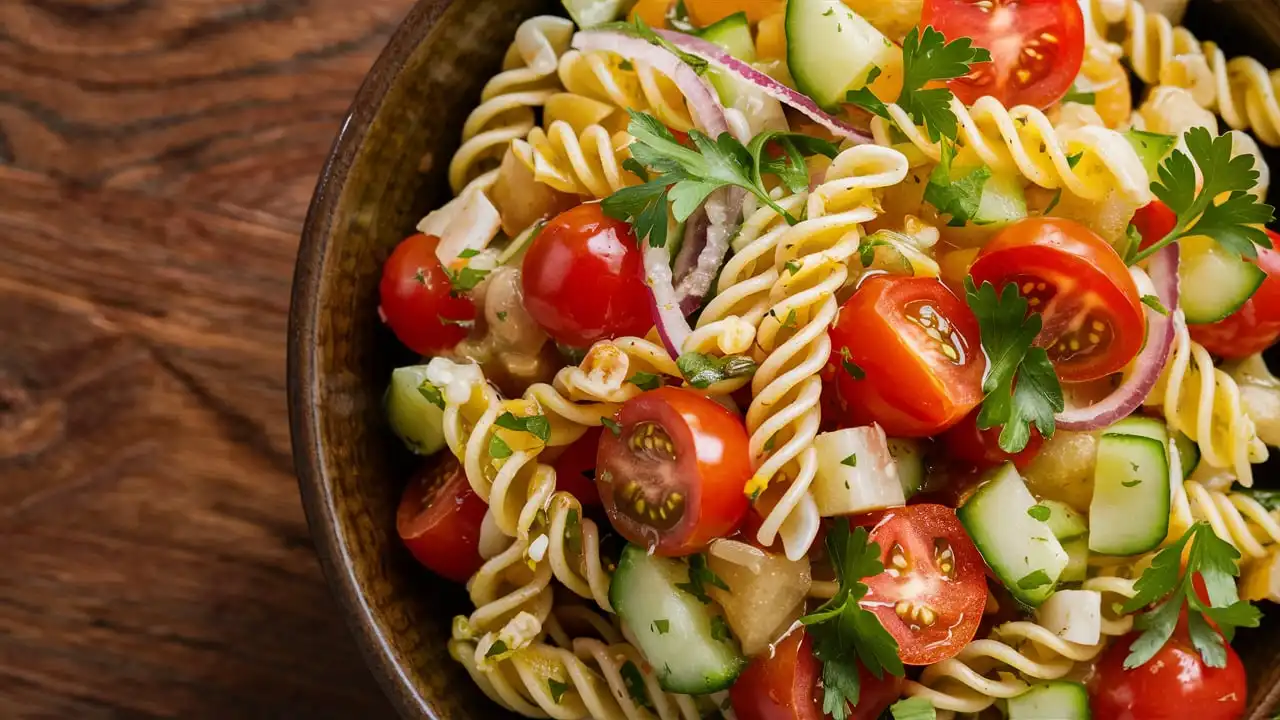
[1062, 86, 1097, 105]
[418, 382, 446, 410]
[1131, 127, 1275, 264]
[1141, 294, 1170, 315]
[676, 351, 758, 389]
[548, 678, 570, 703]
[495, 411, 551, 443]
[676, 553, 730, 603]
[652, 619, 670, 634]
[842, 453, 858, 468]
[923, 140, 992, 226]
[1027, 504, 1051, 522]
[565, 508, 583, 556]
[619, 660, 653, 709]
[485, 640, 508, 658]
[839, 346, 865, 380]
[710, 615, 733, 642]
[602, 417, 622, 436]
[489, 434, 513, 460]
[890, 696, 937, 720]
[964, 279, 1064, 453]
[627, 371, 662, 391]
[1122, 522, 1261, 669]
[799, 520, 903, 720]
[443, 264, 490, 294]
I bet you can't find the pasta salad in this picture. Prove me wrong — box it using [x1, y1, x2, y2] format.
[376, 0, 1280, 717]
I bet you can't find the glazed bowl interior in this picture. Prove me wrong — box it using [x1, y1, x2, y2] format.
[290, 0, 1280, 717]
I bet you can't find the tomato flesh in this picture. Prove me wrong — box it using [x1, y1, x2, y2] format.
[922, 0, 1085, 109]
[829, 275, 984, 437]
[1090, 624, 1247, 720]
[969, 217, 1146, 382]
[729, 629, 902, 720]
[857, 505, 988, 665]
[942, 409, 1044, 471]
[521, 203, 654, 348]
[551, 426, 603, 506]
[596, 387, 751, 555]
[396, 458, 487, 583]
[379, 233, 477, 355]
[1190, 232, 1280, 359]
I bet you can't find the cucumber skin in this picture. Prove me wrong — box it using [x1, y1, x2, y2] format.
[385, 366, 447, 456]
[698, 12, 756, 61]
[1088, 434, 1170, 556]
[1006, 680, 1091, 719]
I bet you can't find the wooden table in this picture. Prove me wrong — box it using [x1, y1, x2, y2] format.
[0, 1, 415, 716]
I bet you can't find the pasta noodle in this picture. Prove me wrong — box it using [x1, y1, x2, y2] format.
[869, 95, 1152, 204]
[1170, 479, 1280, 560]
[512, 121, 640, 198]
[745, 144, 909, 560]
[449, 16, 576, 194]
[559, 50, 697, 132]
[1143, 311, 1268, 487]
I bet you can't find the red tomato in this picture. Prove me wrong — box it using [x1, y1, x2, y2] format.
[941, 409, 1044, 470]
[596, 387, 751, 555]
[1090, 624, 1247, 720]
[828, 276, 985, 437]
[856, 505, 988, 665]
[521, 203, 654, 348]
[970, 217, 1146, 382]
[1190, 233, 1280, 358]
[922, 0, 1085, 109]
[396, 458, 487, 583]
[378, 233, 477, 355]
[552, 427, 603, 506]
[729, 629, 902, 720]
[1131, 200, 1177, 252]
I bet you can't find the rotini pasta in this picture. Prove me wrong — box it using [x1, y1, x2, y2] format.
[558, 49, 696, 132]
[745, 144, 909, 560]
[1170, 478, 1280, 560]
[512, 121, 640, 198]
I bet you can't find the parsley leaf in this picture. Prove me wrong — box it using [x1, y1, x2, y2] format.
[652, 619, 670, 634]
[799, 520, 903, 720]
[710, 615, 733, 642]
[1027, 504, 1051, 522]
[842, 453, 858, 468]
[489, 434, 513, 460]
[1123, 522, 1261, 669]
[627, 372, 662, 391]
[965, 279, 1063, 453]
[443, 264, 490, 294]
[1133, 127, 1275, 264]
[417, 382, 446, 410]
[548, 678, 569, 703]
[601, 417, 622, 436]
[676, 351, 758, 388]
[495, 411, 551, 443]
[923, 140, 992, 226]
[1141, 294, 1170, 315]
[485, 640, 508, 658]
[839, 346, 865, 380]
[1063, 86, 1097, 104]
[676, 553, 730, 603]
[890, 697, 937, 720]
[619, 660, 653, 709]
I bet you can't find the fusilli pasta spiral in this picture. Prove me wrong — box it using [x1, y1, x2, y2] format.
[449, 16, 575, 194]
[1170, 478, 1280, 560]
[869, 96, 1152, 204]
[512, 121, 640, 198]
[559, 49, 696, 132]
[1144, 311, 1269, 487]
[745, 145, 909, 561]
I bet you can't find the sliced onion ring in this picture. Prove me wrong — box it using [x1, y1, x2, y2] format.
[675, 187, 743, 315]
[656, 30, 873, 143]
[644, 242, 691, 358]
[1056, 244, 1179, 431]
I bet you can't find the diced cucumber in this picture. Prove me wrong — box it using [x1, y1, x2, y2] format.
[958, 464, 1068, 607]
[973, 171, 1028, 227]
[1035, 589, 1102, 645]
[1124, 129, 1176, 178]
[1174, 431, 1200, 480]
[561, 0, 633, 28]
[1103, 415, 1168, 443]
[1180, 234, 1266, 324]
[786, 0, 897, 109]
[1061, 536, 1089, 583]
[385, 365, 447, 456]
[1039, 499, 1087, 541]
[696, 11, 785, 132]
[1006, 681, 1092, 720]
[610, 545, 746, 693]
[813, 427, 905, 516]
[1088, 434, 1170, 556]
[888, 438, 925, 499]
[699, 12, 756, 61]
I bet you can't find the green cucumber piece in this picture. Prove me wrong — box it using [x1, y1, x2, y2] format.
[1061, 536, 1089, 583]
[610, 546, 746, 693]
[1088, 434, 1170, 556]
[1006, 681, 1092, 719]
[699, 12, 756, 61]
[1123, 129, 1176, 178]
[958, 464, 1068, 607]
[1103, 415, 1169, 443]
[888, 438, 925, 499]
[786, 0, 895, 109]
[1039, 499, 1087, 541]
[561, 0, 634, 28]
[973, 171, 1028, 227]
[1180, 234, 1266, 324]
[1173, 431, 1200, 480]
[385, 365, 447, 456]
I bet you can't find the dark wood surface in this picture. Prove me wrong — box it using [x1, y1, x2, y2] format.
[0, 1, 417, 717]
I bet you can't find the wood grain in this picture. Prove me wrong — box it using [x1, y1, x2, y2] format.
[0, 0, 415, 716]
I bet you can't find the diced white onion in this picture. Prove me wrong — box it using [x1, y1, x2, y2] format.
[812, 425, 905, 517]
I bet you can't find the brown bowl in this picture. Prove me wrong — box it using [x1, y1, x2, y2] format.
[289, 0, 1280, 717]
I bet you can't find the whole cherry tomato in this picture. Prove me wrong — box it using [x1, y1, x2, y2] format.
[1190, 233, 1280, 359]
[942, 409, 1044, 471]
[379, 233, 476, 355]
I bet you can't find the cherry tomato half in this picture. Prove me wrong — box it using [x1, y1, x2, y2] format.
[1090, 623, 1247, 720]
[552, 426, 603, 506]
[922, 0, 1085, 109]
[379, 233, 477, 355]
[521, 203, 654, 348]
[942, 409, 1044, 471]
[396, 458, 487, 583]
[969, 217, 1146, 382]
[729, 628, 902, 720]
[856, 505, 988, 665]
[1131, 200, 1177, 252]
[828, 275, 984, 437]
[596, 387, 751, 556]
[1190, 232, 1280, 359]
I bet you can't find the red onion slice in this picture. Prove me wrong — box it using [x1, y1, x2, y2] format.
[572, 31, 731, 139]
[675, 187, 743, 315]
[656, 30, 873, 144]
[1056, 244, 1179, 431]
[643, 242, 691, 358]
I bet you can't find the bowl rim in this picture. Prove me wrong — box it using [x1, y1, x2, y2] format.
[287, 0, 450, 717]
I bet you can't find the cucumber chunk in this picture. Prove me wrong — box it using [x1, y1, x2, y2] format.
[699, 12, 756, 61]
[1103, 415, 1168, 443]
[385, 365, 447, 456]
[1039, 499, 1087, 541]
[1006, 681, 1092, 720]
[1061, 536, 1089, 583]
[1123, 129, 1176, 178]
[786, 0, 897, 109]
[1180, 234, 1266, 324]
[888, 438, 925, 499]
[958, 464, 1068, 607]
[610, 546, 746, 693]
[973, 171, 1028, 227]
[561, 0, 633, 28]
[1174, 431, 1200, 480]
[1088, 434, 1170, 556]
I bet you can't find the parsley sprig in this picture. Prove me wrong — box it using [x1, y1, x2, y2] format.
[1130, 127, 1275, 264]
[964, 279, 1064, 453]
[602, 111, 838, 247]
[923, 140, 991, 226]
[1122, 522, 1261, 669]
[846, 25, 991, 143]
[799, 520, 903, 720]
